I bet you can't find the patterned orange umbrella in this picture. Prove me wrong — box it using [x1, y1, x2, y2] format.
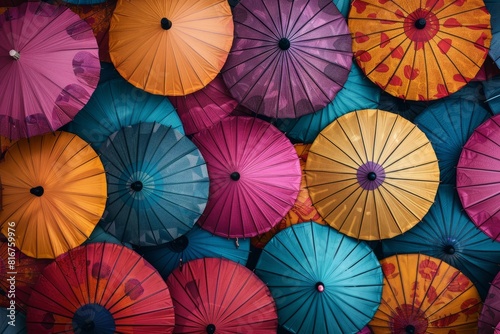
[349, 0, 491, 101]
[251, 144, 325, 249]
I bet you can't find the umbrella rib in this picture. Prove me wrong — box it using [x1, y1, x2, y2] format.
[374, 112, 398, 165]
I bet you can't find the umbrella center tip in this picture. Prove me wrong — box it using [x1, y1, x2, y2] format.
[315, 282, 324, 292]
[278, 38, 291, 50]
[30, 186, 44, 197]
[230, 172, 240, 181]
[161, 17, 172, 30]
[405, 325, 415, 334]
[9, 49, 20, 60]
[444, 245, 455, 255]
[367, 172, 377, 181]
[415, 18, 426, 29]
[130, 181, 143, 192]
[206, 324, 216, 334]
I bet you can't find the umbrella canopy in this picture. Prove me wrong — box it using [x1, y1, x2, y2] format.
[166, 257, 278, 333]
[349, 0, 491, 101]
[414, 97, 491, 184]
[0, 131, 107, 259]
[67, 77, 184, 149]
[479, 271, 500, 334]
[192, 116, 301, 238]
[26, 242, 175, 333]
[0, 1, 100, 139]
[84, 225, 131, 248]
[483, 75, 500, 114]
[305, 109, 440, 240]
[255, 222, 383, 333]
[98, 122, 209, 246]
[0, 308, 26, 333]
[376, 90, 431, 122]
[251, 144, 325, 249]
[109, 0, 233, 96]
[168, 75, 237, 135]
[456, 114, 500, 241]
[0, 136, 14, 160]
[0, 242, 52, 312]
[66, 0, 116, 63]
[138, 224, 250, 279]
[276, 62, 381, 144]
[370, 254, 482, 333]
[381, 184, 500, 300]
[222, 0, 352, 118]
[485, 0, 499, 66]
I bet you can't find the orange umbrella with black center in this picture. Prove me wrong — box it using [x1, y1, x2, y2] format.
[349, 0, 491, 101]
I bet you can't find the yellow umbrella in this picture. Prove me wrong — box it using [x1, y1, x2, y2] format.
[305, 109, 439, 240]
[371, 254, 482, 333]
[108, 0, 233, 96]
[0, 131, 107, 259]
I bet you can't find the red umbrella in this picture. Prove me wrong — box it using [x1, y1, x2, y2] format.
[192, 116, 302, 238]
[168, 75, 237, 135]
[166, 257, 278, 333]
[26, 243, 175, 333]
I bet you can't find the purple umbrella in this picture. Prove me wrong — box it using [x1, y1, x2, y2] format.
[222, 0, 352, 119]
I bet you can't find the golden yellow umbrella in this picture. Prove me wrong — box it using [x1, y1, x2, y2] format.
[0, 131, 107, 259]
[371, 254, 482, 333]
[305, 109, 439, 240]
[108, 0, 233, 96]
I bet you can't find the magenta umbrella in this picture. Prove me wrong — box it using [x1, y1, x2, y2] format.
[479, 271, 500, 334]
[456, 114, 500, 241]
[222, 0, 352, 118]
[0, 2, 100, 139]
[168, 75, 237, 135]
[192, 116, 301, 238]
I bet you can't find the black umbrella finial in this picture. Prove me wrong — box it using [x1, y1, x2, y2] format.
[230, 172, 240, 181]
[81, 321, 95, 331]
[367, 172, 377, 181]
[30, 186, 44, 197]
[130, 181, 143, 192]
[161, 17, 172, 30]
[278, 37, 291, 50]
[206, 324, 216, 334]
[444, 244, 455, 255]
[405, 325, 415, 334]
[415, 18, 426, 30]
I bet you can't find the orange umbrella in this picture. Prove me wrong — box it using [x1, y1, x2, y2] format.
[0, 131, 107, 259]
[109, 0, 233, 96]
[251, 144, 325, 249]
[348, 0, 491, 101]
[370, 254, 482, 333]
[305, 109, 439, 240]
[0, 135, 13, 160]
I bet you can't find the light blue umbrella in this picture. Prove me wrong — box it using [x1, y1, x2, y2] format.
[485, 0, 500, 66]
[381, 184, 500, 300]
[67, 78, 184, 148]
[98, 122, 209, 246]
[0, 308, 26, 334]
[255, 222, 383, 334]
[414, 97, 490, 184]
[276, 63, 380, 143]
[138, 224, 250, 279]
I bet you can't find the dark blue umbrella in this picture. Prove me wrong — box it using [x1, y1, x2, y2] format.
[485, 0, 500, 67]
[414, 98, 490, 184]
[376, 90, 431, 122]
[255, 222, 383, 334]
[381, 184, 500, 300]
[483, 75, 500, 114]
[275, 63, 380, 143]
[138, 224, 250, 279]
[0, 308, 26, 333]
[98, 122, 209, 246]
[67, 77, 184, 148]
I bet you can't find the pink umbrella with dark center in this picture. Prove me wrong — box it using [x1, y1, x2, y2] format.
[456, 114, 500, 241]
[222, 0, 352, 118]
[192, 116, 301, 238]
[0, 1, 100, 139]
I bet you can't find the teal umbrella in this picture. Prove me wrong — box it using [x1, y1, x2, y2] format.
[485, 0, 500, 66]
[276, 63, 380, 143]
[483, 75, 500, 114]
[414, 98, 490, 184]
[0, 308, 26, 333]
[381, 184, 500, 300]
[98, 122, 209, 246]
[67, 78, 184, 148]
[255, 222, 383, 333]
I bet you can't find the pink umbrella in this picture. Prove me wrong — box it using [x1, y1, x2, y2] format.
[0, 2, 100, 139]
[456, 114, 500, 241]
[168, 75, 237, 135]
[479, 271, 500, 334]
[192, 116, 301, 238]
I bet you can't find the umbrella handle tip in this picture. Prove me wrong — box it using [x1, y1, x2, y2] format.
[9, 50, 20, 60]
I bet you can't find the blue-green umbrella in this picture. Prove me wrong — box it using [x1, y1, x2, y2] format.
[482, 75, 500, 114]
[333, 0, 350, 17]
[377, 90, 432, 122]
[98, 122, 209, 247]
[0, 308, 26, 334]
[67, 78, 184, 148]
[485, 0, 500, 66]
[62, 0, 105, 4]
[276, 63, 380, 143]
[98, 62, 123, 84]
[84, 225, 132, 249]
[381, 184, 500, 300]
[138, 224, 250, 279]
[414, 98, 490, 184]
[255, 222, 383, 334]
